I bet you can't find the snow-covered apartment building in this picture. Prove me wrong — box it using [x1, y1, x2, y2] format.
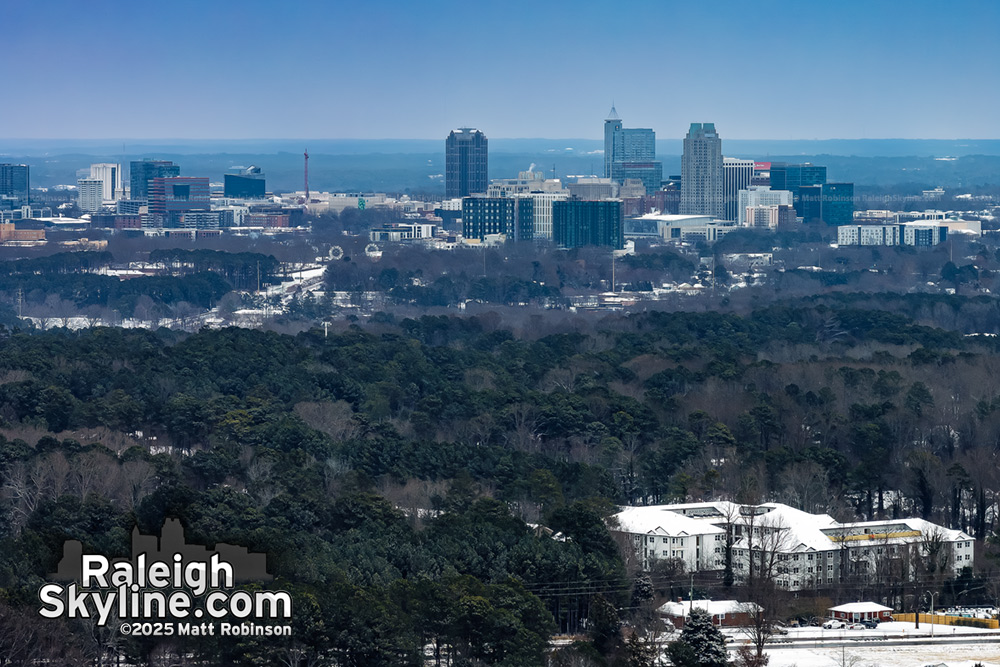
[611, 502, 974, 591]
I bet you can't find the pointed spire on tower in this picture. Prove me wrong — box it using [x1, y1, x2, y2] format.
[605, 103, 620, 122]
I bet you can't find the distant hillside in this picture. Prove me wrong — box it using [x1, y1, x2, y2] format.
[4, 138, 999, 193]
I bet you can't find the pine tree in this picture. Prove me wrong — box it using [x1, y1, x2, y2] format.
[667, 607, 729, 667]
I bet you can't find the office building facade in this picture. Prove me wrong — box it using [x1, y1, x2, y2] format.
[680, 123, 723, 218]
[446, 129, 488, 198]
[224, 166, 266, 198]
[553, 199, 623, 249]
[462, 196, 533, 241]
[722, 158, 755, 221]
[0, 164, 29, 204]
[130, 159, 180, 200]
[770, 162, 827, 217]
[148, 176, 211, 227]
[800, 183, 854, 225]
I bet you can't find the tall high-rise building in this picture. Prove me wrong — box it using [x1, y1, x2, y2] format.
[446, 128, 488, 198]
[77, 178, 104, 212]
[680, 123, 723, 217]
[553, 199, 623, 249]
[722, 158, 755, 221]
[0, 164, 29, 204]
[603, 106, 662, 194]
[90, 163, 122, 201]
[130, 159, 180, 200]
[604, 106, 622, 179]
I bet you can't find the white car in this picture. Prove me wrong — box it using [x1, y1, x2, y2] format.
[823, 619, 846, 629]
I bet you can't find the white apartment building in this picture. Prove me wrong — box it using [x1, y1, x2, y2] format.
[612, 501, 974, 591]
[737, 186, 793, 225]
[611, 505, 725, 572]
[528, 190, 570, 240]
[90, 163, 122, 201]
[77, 178, 104, 212]
[837, 224, 902, 246]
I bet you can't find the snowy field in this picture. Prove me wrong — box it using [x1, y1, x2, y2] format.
[764, 645, 1000, 667]
[724, 622, 1000, 667]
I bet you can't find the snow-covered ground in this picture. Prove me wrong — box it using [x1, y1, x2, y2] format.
[760, 621, 998, 639]
[765, 646, 1000, 667]
[722, 622, 1000, 667]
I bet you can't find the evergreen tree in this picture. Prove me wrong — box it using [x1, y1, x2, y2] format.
[587, 594, 621, 657]
[666, 607, 729, 667]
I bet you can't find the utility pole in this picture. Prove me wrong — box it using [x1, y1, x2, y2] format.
[611, 249, 615, 293]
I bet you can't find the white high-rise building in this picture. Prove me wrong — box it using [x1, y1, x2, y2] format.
[680, 123, 723, 218]
[722, 158, 754, 221]
[737, 186, 793, 225]
[90, 163, 122, 201]
[528, 190, 570, 240]
[77, 178, 104, 212]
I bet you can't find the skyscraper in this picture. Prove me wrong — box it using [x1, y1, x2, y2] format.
[0, 164, 29, 204]
[680, 123, 723, 217]
[90, 163, 122, 201]
[130, 159, 180, 200]
[603, 106, 662, 194]
[445, 128, 488, 198]
[722, 158, 755, 222]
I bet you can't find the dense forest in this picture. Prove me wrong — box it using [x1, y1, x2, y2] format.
[1, 295, 1000, 664]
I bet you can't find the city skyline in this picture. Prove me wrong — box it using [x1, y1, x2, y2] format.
[2, 0, 998, 141]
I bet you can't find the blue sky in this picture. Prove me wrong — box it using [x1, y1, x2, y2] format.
[3, 0, 997, 140]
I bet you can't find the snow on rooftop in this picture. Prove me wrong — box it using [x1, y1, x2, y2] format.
[611, 505, 724, 537]
[833, 517, 973, 543]
[659, 599, 761, 617]
[829, 602, 893, 613]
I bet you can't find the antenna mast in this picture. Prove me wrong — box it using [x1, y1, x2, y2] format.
[304, 149, 310, 203]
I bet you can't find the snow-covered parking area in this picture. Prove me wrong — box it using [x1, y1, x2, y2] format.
[719, 621, 1000, 667]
